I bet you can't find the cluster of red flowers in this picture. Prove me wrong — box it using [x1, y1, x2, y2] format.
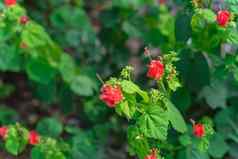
[144, 149, 157, 159]
[147, 60, 164, 80]
[4, 0, 16, 7]
[193, 123, 205, 138]
[217, 10, 230, 27]
[100, 84, 123, 108]
[0, 126, 40, 145]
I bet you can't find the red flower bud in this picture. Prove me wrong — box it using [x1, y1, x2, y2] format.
[159, 0, 166, 4]
[145, 155, 157, 159]
[4, 0, 16, 7]
[20, 42, 28, 49]
[145, 149, 157, 159]
[193, 123, 205, 138]
[0, 127, 8, 139]
[147, 60, 164, 80]
[20, 16, 29, 25]
[28, 131, 40, 145]
[100, 84, 123, 108]
[217, 10, 230, 27]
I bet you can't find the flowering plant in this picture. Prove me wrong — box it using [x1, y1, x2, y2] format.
[100, 52, 214, 158]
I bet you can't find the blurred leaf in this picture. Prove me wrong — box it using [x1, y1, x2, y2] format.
[26, 57, 57, 85]
[215, 105, 238, 141]
[175, 12, 192, 42]
[59, 54, 76, 83]
[0, 105, 18, 125]
[0, 83, 15, 99]
[172, 87, 191, 112]
[0, 44, 22, 72]
[70, 75, 97, 96]
[208, 133, 229, 158]
[177, 51, 210, 92]
[36, 118, 63, 138]
[177, 148, 210, 159]
[31, 138, 67, 159]
[199, 80, 227, 109]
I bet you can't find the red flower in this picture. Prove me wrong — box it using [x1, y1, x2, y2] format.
[159, 0, 166, 4]
[28, 131, 40, 145]
[217, 10, 230, 27]
[0, 127, 8, 139]
[145, 149, 157, 159]
[20, 42, 28, 49]
[100, 84, 123, 108]
[20, 16, 29, 25]
[147, 60, 164, 80]
[193, 123, 205, 138]
[4, 0, 16, 7]
[145, 154, 157, 159]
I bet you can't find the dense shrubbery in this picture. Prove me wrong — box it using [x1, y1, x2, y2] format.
[0, 0, 238, 159]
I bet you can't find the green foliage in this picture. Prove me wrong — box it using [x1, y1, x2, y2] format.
[138, 104, 169, 141]
[31, 138, 68, 159]
[5, 124, 29, 156]
[36, 118, 63, 138]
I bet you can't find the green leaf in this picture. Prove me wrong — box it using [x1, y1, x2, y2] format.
[0, 83, 15, 99]
[199, 80, 227, 109]
[121, 80, 149, 102]
[31, 138, 67, 159]
[177, 51, 210, 92]
[26, 57, 57, 85]
[214, 105, 238, 141]
[59, 53, 76, 83]
[127, 126, 150, 159]
[70, 130, 106, 159]
[175, 12, 192, 42]
[172, 87, 191, 112]
[208, 133, 229, 158]
[0, 105, 18, 125]
[191, 9, 216, 32]
[0, 44, 22, 72]
[137, 105, 169, 140]
[179, 134, 192, 146]
[164, 98, 187, 133]
[70, 75, 97, 96]
[36, 118, 63, 138]
[177, 148, 210, 159]
[5, 125, 29, 156]
[116, 95, 136, 119]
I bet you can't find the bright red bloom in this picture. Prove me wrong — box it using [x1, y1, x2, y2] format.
[147, 60, 164, 80]
[145, 149, 157, 159]
[28, 131, 40, 145]
[4, 0, 16, 7]
[193, 124, 205, 138]
[20, 16, 29, 25]
[145, 154, 157, 159]
[100, 84, 123, 108]
[217, 10, 230, 27]
[0, 127, 8, 139]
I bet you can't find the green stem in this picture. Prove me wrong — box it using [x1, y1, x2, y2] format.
[158, 80, 169, 97]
